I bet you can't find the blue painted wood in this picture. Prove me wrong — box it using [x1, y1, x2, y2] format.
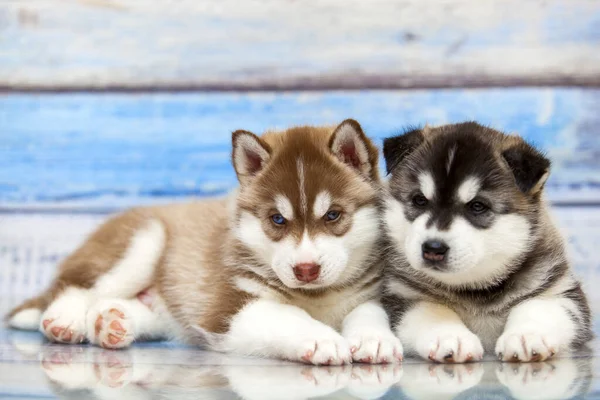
[0, 1, 599, 89]
[1, 89, 599, 209]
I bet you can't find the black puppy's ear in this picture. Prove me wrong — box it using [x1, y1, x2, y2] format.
[502, 141, 551, 194]
[383, 128, 425, 174]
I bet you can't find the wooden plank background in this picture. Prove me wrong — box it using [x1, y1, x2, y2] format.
[2, 89, 600, 210]
[0, 0, 599, 90]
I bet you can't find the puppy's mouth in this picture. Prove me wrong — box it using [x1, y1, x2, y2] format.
[423, 252, 445, 262]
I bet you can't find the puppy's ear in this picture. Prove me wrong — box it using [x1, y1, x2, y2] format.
[502, 141, 551, 194]
[231, 130, 272, 185]
[329, 119, 379, 180]
[383, 128, 425, 174]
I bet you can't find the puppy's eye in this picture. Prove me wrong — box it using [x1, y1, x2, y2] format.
[412, 194, 429, 208]
[271, 214, 286, 225]
[468, 201, 488, 215]
[324, 210, 341, 222]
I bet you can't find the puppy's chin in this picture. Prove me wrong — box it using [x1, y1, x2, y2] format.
[408, 257, 513, 289]
[272, 267, 346, 291]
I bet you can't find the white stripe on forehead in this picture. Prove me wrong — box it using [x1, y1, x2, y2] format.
[297, 158, 307, 214]
[446, 144, 457, 175]
[313, 191, 332, 218]
[458, 176, 481, 203]
[275, 194, 294, 220]
[418, 172, 435, 199]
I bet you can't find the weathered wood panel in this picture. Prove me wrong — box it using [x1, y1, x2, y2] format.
[0, 0, 599, 90]
[1, 89, 599, 210]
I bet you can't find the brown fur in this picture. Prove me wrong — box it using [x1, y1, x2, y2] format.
[7, 210, 148, 320]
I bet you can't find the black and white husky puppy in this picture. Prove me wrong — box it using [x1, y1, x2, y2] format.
[381, 122, 592, 363]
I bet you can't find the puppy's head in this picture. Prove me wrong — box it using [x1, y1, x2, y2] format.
[231, 119, 381, 290]
[383, 122, 550, 288]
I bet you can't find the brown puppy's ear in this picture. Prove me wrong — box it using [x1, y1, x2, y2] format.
[329, 119, 379, 181]
[383, 127, 425, 174]
[502, 141, 551, 194]
[231, 130, 272, 185]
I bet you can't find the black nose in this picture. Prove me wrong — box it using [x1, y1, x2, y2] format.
[422, 240, 449, 262]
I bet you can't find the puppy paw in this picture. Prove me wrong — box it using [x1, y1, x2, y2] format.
[415, 327, 483, 363]
[87, 302, 134, 349]
[287, 329, 352, 365]
[346, 331, 403, 364]
[495, 328, 559, 362]
[41, 294, 88, 344]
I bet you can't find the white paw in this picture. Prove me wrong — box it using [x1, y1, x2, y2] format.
[415, 326, 483, 363]
[347, 364, 402, 400]
[40, 289, 89, 344]
[346, 331, 403, 364]
[286, 329, 351, 365]
[495, 327, 559, 362]
[86, 302, 134, 349]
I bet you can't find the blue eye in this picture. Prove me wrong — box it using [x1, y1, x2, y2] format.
[325, 210, 341, 221]
[271, 214, 286, 225]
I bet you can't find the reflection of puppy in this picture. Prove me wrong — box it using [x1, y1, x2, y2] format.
[381, 122, 592, 363]
[398, 362, 485, 400]
[7, 120, 401, 365]
[38, 346, 402, 400]
[496, 358, 592, 400]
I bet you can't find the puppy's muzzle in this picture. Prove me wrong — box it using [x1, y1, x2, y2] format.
[422, 240, 449, 265]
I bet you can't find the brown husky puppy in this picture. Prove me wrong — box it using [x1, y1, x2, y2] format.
[7, 120, 402, 365]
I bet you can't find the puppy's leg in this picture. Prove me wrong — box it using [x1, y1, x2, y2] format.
[495, 294, 589, 362]
[86, 298, 167, 349]
[7, 212, 164, 342]
[342, 300, 403, 364]
[397, 302, 483, 363]
[221, 299, 352, 365]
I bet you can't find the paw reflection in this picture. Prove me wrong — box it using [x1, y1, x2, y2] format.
[347, 364, 402, 399]
[24, 341, 592, 400]
[496, 358, 591, 400]
[401, 362, 484, 400]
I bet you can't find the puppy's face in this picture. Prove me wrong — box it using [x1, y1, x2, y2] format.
[231, 120, 381, 290]
[383, 123, 550, 287]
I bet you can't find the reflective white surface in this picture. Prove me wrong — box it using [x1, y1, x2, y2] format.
[0, 329, 597, 399]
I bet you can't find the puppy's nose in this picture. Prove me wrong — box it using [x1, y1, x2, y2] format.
[293, 263, 320, 283]
[422, 240, 449, 262]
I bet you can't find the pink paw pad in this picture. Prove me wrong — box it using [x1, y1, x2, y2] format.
[93, 307, 133, 350]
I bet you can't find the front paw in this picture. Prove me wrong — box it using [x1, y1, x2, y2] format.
[346, 331, 403, 364]
[415, 327, 483, 363]
[290, 330, 352, 366]
[495, 328, 559, 362]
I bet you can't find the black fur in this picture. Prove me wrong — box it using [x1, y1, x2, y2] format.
[383, 127, 424, 174]
[502, 142, 551, 193]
